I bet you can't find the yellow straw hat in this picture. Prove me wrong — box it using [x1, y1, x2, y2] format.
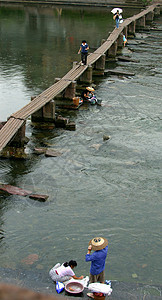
[86, 87, 95, 92]
[89, 237, 108, 251]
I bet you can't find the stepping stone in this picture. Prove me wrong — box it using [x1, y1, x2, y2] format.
[66, 122, 76, 131]
[104, 69, 135, 76]
[45, 149, 62, 157]
[117, 56, 139, 63]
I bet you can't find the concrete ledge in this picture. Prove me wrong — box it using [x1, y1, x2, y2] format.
[0, 0, 147, 8]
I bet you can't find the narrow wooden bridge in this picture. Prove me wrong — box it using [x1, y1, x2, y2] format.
[0, 3, 160, 153]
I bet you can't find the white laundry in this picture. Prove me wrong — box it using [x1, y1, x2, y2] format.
[88, 282, 112, 295]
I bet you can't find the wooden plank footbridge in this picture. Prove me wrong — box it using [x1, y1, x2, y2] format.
[0, 3, 160, 153]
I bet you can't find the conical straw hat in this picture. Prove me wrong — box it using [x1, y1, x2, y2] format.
[89, 237, 108, 251]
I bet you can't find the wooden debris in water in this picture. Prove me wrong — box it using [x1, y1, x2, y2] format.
[0, 184, 32, 196]
[104, 69, 135, 77]
[29, 194, 49, 202]
[0, 183, 48, 201]
[117, 56, 140, 63]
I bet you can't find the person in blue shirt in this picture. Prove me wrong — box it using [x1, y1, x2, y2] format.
[78, 40, 89, 65]
[85, 237, 108, 288]
[123, 34, 127, 47]
[113, 10, 120, 29]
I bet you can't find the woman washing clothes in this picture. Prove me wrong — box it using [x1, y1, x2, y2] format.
[49, 260, 84, 282]
[81, 87, 96, 104]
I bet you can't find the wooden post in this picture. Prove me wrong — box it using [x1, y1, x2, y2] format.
[63, 81, 76, 99]
[53, 78, 62, 100]
[108, 41, 117, 58]
[79, 65, 92, 83]
[128, 21, 136, 36]
[8, 121, 26, 147]
[136, 16, 145, 29]
[95, 54, 106, 74]
[145, 11, 154, 23]
[31, 97, 55, 122]
[117, 33, 123, 48]
[42, 100, 55, 122]
[31, 96, 43, 122]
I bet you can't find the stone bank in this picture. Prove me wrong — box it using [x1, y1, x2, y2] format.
[1, 0, 162, 10]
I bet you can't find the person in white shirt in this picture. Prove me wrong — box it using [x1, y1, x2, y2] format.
[49, 260, 84, 282]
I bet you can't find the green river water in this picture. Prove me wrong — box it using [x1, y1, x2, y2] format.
[0, 4, 162, 299]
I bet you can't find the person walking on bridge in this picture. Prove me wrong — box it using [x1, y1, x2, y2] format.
[113, 10, 120, 29]
[78, 40, 89, 65]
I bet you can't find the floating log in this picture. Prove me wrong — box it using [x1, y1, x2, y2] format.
[0, 184, 32, 196]
[0, 183, 48, 201]
[29, 194, 49, 202]
[104, 69, 135, 77]
[117, 56, 140, 63]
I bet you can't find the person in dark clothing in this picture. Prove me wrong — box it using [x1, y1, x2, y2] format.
[81, 88, 90, 102]
[81, 87, 95, 103]
[113, 10, 120, 28]
[78, 40, 89, 65]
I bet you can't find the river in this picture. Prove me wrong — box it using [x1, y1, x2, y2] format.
[0, 3, 162, 299]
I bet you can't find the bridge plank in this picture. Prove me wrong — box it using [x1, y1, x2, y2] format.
[0, 118, 24, 152]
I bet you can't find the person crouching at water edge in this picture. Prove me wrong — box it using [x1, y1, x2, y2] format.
[81, 86, 95, 103]
[49, 260, 84, 282]
[86, 237, 108, 284]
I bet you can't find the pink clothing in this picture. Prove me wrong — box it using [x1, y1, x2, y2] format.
[56, 264, 75, 277]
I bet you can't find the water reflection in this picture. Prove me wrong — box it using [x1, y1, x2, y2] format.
[0, 4, 138, 120]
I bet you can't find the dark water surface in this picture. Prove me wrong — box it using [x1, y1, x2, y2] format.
[0, 4, 162, 299]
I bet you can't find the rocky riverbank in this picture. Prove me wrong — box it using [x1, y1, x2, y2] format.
[0, 267, 162, 300]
